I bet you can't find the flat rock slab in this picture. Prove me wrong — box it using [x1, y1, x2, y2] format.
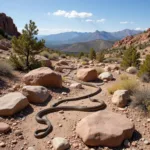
[0, 92, 29, 116]
[0, 122, 10, 133]
[76, 110, 134, 147]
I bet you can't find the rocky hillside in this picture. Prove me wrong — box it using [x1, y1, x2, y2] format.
[0, 13, 20, 37]
[59, 39, 114, 53]
[113, 28, 150, 49]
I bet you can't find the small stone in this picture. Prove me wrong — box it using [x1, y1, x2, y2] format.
[124, 139, 130, 147]
[59, 124, 62, 127]
[52, 137, 70, 150]
[144, 140, 150, 145]
[0, 122, 10, 133]
[12, 140, 17, 144]
[14, 130, 22, 136]
[62, 92, 67, 95]
[28, 147, 35, 150]
[0, 142, 6, 147]
[59, 110, 64, 114]
[147, 118, 150, 123]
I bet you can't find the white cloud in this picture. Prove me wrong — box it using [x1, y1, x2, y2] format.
[96, 19, 106, 23]
[120, 21, 129, 24]
[135, 27, 142, 30]
[47, 12, 51, 16]
[85, 19, 95, 22]
[120, 21, 134, 24]
[53, 10, 93, 18]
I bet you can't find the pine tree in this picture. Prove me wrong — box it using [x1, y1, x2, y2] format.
[97, 52, 104, 62]
[78, 52, 84, 59]
[11, 20, 45, 70]
[89, 48, 96, 60]
[121, 47, 140, 69]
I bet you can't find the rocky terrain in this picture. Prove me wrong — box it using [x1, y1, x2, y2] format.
[0, 13, 20, 37]
[0, 56, 150, 150]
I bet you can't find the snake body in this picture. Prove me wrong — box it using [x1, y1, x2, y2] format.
[34, 77, 106, 139]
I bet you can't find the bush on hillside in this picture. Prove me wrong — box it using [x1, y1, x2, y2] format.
[138, 55, 150, 79]
[121, 47, 140, 69]
[131, 87, 150, 112]
[78, 52, 84, 59]
[0, 60, 13, 77]
[89, 48, 96, 60]
[107, 78, 139, 94]
[48, 53, 59, 60]
[97, 52, 105, 62]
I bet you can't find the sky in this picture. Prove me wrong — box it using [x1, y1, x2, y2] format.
[0, 0, 150, 35]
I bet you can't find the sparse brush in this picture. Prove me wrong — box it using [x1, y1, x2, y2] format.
[120, 74, 129, 80]
[81, 61, 88, 65]
[131, 87, 150, 112]
[107, 78, 139, 94]
[95, 67, 104, 75]
[40, 51, 51, 58]
[48, 53, 59, 60]
[0, 60, 14, 77]
[107, 83, 123, 94]
[121, 78, 139, 93]
[81, 56, 89, 62]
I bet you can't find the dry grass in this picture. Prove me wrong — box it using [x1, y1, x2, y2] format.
[48, 53, 59, 60]
[120, 74, 129, 80]
[107, 78, 139, 94]
[0, 60, 14, 77]
[131, 86, 150, 112]
[95, 67, 104, 75]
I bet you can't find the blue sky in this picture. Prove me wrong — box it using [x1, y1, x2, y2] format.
[0, 0, 149, 35]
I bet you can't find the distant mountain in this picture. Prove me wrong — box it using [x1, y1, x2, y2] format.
[58, 39, 114, 53]
[39, 29, 142, 48]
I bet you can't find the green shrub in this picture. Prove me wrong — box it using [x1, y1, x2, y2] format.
[89, 48, 96, 60]
[107, 78, 139, 94]
[0, 60, 13, 76]
[138, 55, 150, 78]
[121, 47, 140, 69]
[78, 52, 84, 59]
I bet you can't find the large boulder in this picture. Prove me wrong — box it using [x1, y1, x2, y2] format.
[76, 68, 97, 82]
[112, 90, 130, 108]
[35, 55, 52, 67]
[98, 72, 113, 81]
[76, 110, 134, 147]
[126, 67, 137, 74]
[0, 92, 29, 116]
[23, 67, 62, 88]
[22, 86, 49, 104]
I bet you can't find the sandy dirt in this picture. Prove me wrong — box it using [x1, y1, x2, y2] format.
[0, 66, 150, 150]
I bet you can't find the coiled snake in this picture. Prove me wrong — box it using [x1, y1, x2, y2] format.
[34, 77, 106, 139]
